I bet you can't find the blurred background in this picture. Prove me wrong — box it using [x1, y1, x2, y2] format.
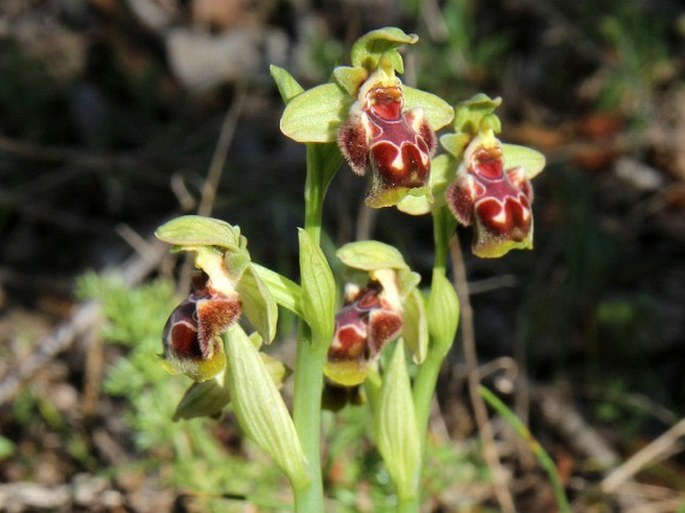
[1, 0, 685, 512]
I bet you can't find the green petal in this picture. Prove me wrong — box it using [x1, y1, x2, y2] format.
[439, 132, 471, 159]
[270, 65, 304, 105]
[332, 66, 368, 96]
[155, 215, 242, 251]
[351, 27, 418, 72]
[403, 86, 454, 131]
[280, 83, 350, 143]
[337, 240, 409, 271]
[453, 93, 502, 135]
[502, 144, 547, 179]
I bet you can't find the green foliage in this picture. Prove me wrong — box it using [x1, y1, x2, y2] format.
[75, 274, 287, 509]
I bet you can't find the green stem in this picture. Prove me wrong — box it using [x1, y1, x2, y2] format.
[397, 495, 420, 513]
[406, 207, 458, 512]
[292, 142, 341, 512]
[292, 324, 327, 512]
[413, 206, 455, 440]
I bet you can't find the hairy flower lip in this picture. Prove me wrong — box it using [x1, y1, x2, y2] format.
[325, 273, 405, 387]
[161, 272, 241, 381]
[446, 131, 536, 258]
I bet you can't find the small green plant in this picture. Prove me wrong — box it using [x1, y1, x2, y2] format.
[154, 27, 546, 512]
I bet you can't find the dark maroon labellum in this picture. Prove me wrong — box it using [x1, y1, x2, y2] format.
[446, 140, 534, 257]
[162, 273, 241, 362]
[338, 83, 436, 207]
[327, 282, 403, 370]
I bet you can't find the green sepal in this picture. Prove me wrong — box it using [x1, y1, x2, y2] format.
[298, 229, 336, 343]
[403, 85, 454, 131]
[332, 66, 368, 96]
[155, 215, 243, 251]
[374, 343, 420, 500]
[236, 265, 279, 344]
[427, 270, 460, 358]
[502, 144, 547, 179]
[397, 153, 454, 215]
[270, 65, 304, 105]
[336, 240, 409, 272]
[280, 83, 350, 143]
[351, 27, 418, 73]
[173, 372, 231, 421]
[250, 263, 303, 317]
[402, 288, 428, 364]
[224, 324, 309, 488]
[452, 93, 503, 135]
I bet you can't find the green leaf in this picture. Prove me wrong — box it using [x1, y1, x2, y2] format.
[427, 270, 460, 358]
[225, 324, 309, 488]
[0, 435, 15, 460]
[270, 65, 304, 105]
[403, 86, 454, 131]
[155, 215, 242, 250]
[402, 289, 428, 364]
[337, 240, 409, 271]
[374, 343, 420, 500]
[236, 265, 279, 344]
[298, 229, 336, 342]
[280, 83, 350, 143]
[502, 144, 547, 179]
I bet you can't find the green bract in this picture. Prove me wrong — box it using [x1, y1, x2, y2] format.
[427, 270, 460, 358]
[374, 343, 421, 500]
[225, 324, 309, 488]
[298, 229, 336, 343]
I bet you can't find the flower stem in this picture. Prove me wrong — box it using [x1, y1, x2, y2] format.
[414, 206, 456, 440]
[292, 142, 341, 512]
[292, 324, 327, 512]
[406, 207, 459, 512]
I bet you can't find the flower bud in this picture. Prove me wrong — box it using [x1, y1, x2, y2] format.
[338, 69, 436, 208]
[446, 130, 534, 258]
[162, 273, 241, 382]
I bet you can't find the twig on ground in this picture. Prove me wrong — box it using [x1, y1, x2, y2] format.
[450, 235, 517, 513]
[197, 82, 248, 217]
[0, 233, 168, 406]
[601, 416, 685, 494]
